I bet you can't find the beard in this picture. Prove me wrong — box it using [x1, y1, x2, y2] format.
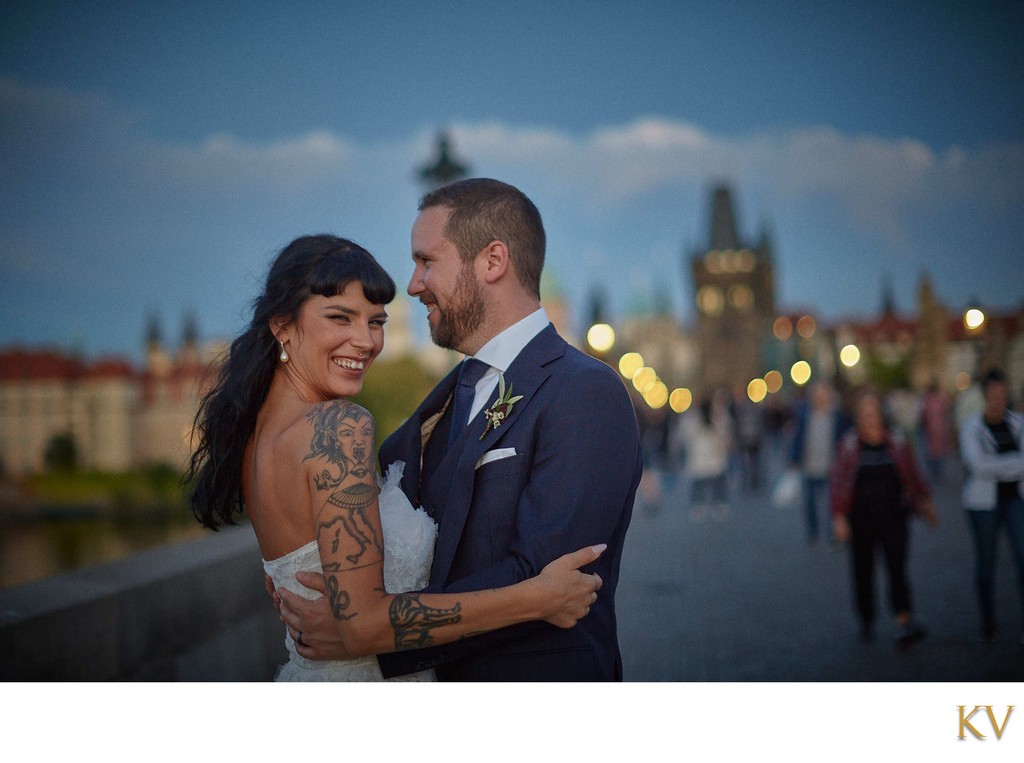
[430, 263, 486, 351]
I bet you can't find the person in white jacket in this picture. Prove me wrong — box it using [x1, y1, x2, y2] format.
[678, 394, 732, 522]
[959, 368, 1024, 643]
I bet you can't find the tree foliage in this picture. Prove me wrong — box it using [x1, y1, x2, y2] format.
[352, 355, 444, 451]
[44, 433, 78, 472]
[863, 349, 910, 392]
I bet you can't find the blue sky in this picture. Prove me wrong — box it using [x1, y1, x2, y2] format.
[1, 1, 1022, 361]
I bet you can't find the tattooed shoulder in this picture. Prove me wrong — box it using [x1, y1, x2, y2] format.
[303, 400, 376, 492]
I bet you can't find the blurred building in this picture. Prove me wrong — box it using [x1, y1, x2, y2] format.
[598, 183, 1024, 426]
[0, 315, 221, 476]
[833, 275, 1024, 398]
[0, 350, 137, 474]
[689, 185, 776, 395]
[589, 184, 785, 424]
[135, 314, 223, 469]
[619, 291, 699, 393]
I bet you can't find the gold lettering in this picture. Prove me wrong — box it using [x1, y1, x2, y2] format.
[959, 706, 985, 739]
[984, 705, 1014, 740]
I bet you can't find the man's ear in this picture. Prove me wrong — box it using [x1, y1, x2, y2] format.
[480, 239, 511, 285]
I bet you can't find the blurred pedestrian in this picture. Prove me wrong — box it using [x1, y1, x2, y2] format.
[955, 380, 985, 429]
[958, 368, 1024, 643]
[920, 382, 954, 484]
[789, 382, 848, 543]
[679, 396, 731, 522]
[733, 387, 765, 492]
[644, 404, 675, 502]
[887, 387, 921, 442]
[831, 389, 938, 645]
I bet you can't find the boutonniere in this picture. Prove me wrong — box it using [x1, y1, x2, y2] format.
[480, 373, 524, 439]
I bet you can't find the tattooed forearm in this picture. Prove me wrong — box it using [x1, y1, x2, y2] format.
[303, 401, 374, 491]
[389, 594, 463, 650]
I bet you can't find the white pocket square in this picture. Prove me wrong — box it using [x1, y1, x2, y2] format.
[476, 447, 517, 469]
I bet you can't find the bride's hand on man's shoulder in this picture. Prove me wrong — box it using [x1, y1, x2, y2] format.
[535, 544, 606, 629]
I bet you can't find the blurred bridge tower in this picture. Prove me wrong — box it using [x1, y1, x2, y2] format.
[688, 185, 776, 397]
[417, 130, 471, 190]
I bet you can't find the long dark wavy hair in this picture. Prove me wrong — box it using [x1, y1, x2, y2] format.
[185, 235, 396, 529]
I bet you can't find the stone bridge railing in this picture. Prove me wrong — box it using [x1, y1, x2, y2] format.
[0, 526, 286, 681]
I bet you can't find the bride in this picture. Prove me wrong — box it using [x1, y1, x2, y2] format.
[185, 235, 603, 681]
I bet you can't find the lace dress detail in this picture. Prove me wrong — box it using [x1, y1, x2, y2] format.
[262, 461, 437, 681]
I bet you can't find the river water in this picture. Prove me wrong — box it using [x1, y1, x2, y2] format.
[0, 514, 209, 589]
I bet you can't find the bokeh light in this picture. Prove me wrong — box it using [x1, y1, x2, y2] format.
[643, 380, 669, 409]
[839, 344, 861, 367]
[704, 251, 721, 274]
[728, 284, 754, 310]
[955, 371, 972, 391]
[796, 315, 817, 339]
[618, 352, 644, 379]
[669, 387, 693, 413]
[790, 360, 812, 385]
[697, 285, 724, 316]
[773, 317, 793, 341]
[964, 308, 986, 331]
[747, 378, 768, 403]
[764, 370, 783, 393]
[631, 366, 657, 393]
[587, 323, 615, 353]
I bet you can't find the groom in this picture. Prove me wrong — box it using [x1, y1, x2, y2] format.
[294, 178, 642, 680]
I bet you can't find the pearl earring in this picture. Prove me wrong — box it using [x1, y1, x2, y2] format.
[279, 340, 289, 364]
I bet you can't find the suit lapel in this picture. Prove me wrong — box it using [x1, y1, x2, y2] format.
[382, 365, 458, 506]
[430, 325, 566, 583]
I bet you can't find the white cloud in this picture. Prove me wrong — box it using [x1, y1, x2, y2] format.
[1, 76, 1022, 354]
[7, 71, 1008, 252]
[441, 118, 1023, 249]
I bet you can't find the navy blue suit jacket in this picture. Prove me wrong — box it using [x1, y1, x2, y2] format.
[376, 324, 642, 681]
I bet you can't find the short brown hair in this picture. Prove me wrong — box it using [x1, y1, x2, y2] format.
[419, 178, 545, 298]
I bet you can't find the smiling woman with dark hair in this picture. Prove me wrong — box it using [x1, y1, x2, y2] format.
[187, 235, 398, 531]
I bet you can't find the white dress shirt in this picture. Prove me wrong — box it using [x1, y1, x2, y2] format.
[465, 307, 550, 422]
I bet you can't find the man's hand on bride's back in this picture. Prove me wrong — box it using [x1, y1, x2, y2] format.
[277, 571, 354, 661]
[264, 573, 281, 612]
[534, 544, 605, 628]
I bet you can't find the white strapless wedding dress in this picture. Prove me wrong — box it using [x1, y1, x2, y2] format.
[262, 462, 437, 681]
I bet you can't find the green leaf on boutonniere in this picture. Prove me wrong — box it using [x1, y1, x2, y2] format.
[480, 372, 524, 439]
